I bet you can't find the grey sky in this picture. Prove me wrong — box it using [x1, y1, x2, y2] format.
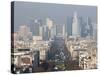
[13, 1, 97, 31]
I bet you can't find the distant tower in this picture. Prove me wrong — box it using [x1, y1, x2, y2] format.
[79, 17, 86, 37]
[63, 24, 65, 36]
[86, 17, 93, 37]
[30, 19, 43, 36]
[46, 18, 53, 30]
[72, 12, 80, 37]
[92, 23, 97, 39]
[39, 26, 43, 37]
[50, 24, 56, 39]
[46, 18, 53, 39]
[66, 17, 73, 36]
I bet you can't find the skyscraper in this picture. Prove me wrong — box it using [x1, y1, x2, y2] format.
[92, 23, 97, 39]
[46, 18, 54, 39]
[72, 12, 80, 37]
[50, 24, 56, 39]
[63, 24, 66, 36]
[66, 17, 73, 36]
[42, 25, 49, 40]
[79, 17, 86, 37]
[30, 19, 43, 36]
[86, 17, 93, 37]
[39, 26, 43, 37]
[56, 24, 64, 36]
[46, 18, 53, 30]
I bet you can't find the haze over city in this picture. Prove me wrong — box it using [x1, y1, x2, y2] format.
[14, 1, 97, 32]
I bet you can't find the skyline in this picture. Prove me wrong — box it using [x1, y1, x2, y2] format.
[13, 1, 97, 32]
[11, 2, 97, 73]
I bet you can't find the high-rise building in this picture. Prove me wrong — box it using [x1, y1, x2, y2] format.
[79, 17, 86, 37]
[30, 19, 43, 36]
[86, 17, 93, 37]
[50, 24, 56, 39]
[63, 24, 66, 36]
[39, 26, 43, 37]
[56, 24, 64, 36]
[46, 18, 53, 30]
[42, 25, 46, 40]
[46, 18, 54, 39]
[92, 23, 97, 39]
[42, 25, 49, 40]
[66, 17, 73, 36]
[72, 12, 80, 37]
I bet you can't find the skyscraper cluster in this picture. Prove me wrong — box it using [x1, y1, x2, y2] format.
[29, 12, 96, 40]
[67, 12, 96, 39]
[30, 18, 66, 40]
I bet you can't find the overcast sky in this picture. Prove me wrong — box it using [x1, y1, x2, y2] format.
[13, 1, 97, 31]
